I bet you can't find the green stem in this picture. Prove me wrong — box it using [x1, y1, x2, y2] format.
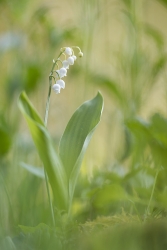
[43, 50, 65, 227]
[71, 46, 81, 52]
[44, 51, 64, 227]
[51, 51, 64, 73]
[145, 168, 159, 221]
[44, 77, 52, 126]
[43, 75, 55, 228]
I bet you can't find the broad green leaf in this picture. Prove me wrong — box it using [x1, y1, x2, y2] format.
[20, 162, 45, 179]
[18, 92, 68, 210]
[126, 117, 150, 141]
[149, 114, 167, 167]
[150, 113, 167, 148]
[127, 115, 167, 166]
[126, 114, 167, 173]
[59, 92, 103, 206]
[92, 184, 129, 208]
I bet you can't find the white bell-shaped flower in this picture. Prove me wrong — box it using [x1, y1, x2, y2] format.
[52, 83, 61, 94]
[62, 60, 69, 69]
[72, 55, 77, 61]
[56, 67, 67, 78]
[67, 56, 74, 65]
[65, 47, 72, 56]
[56, 79, 65, 89]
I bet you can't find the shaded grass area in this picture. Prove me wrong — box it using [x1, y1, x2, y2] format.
[79, 218, 167, 250]
[1, 215, 167, 250]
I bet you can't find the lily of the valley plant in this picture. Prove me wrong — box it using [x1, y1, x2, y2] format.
[18, 46, 103, 227]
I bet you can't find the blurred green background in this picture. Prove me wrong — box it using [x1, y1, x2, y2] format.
[1, 0, 167, 247]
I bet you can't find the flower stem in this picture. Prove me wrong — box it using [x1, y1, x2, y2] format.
[71, 46, 81, 52]
[43, 50, 65, 227]
[43, 75, 56, 228]
[144, 168, 160, 221]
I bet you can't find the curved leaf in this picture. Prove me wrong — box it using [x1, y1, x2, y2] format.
[20, 162, 45, 179]
[18, 92, 68, 210]
[59, 92, 103, 205]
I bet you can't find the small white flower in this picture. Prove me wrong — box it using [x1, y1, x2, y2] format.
[56, 79, 65, 89]
[78, 51, 83, 57]
[67, 56, 74, 65]
[65, 47, 72, 56]
[52, 83, 61, 94]
[59, 67, 67, 76]
[56, 67, 67, 78]
[62, 60, 69, 69]
[72, 55, 77, 61]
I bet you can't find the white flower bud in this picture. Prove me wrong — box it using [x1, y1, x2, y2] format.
[67, 56, 74, 65]
[56, 67, 67, 78]
[65, 47, 72, 56]
[59, 67, 67, 76]
[56, 79, 65, 89]
[52, 84, 61, 94]
[72, 55, 77, 61]
[62, 60, 69, 69]
[78, 52, 83, 57]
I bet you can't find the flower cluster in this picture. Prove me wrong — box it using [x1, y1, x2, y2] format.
[52, 47, 83, 94]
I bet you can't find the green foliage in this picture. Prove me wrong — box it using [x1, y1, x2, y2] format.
[24, 62, 42, 93]
[18, 92, 68, 211]
[1, 0, 167, 248]
[91, 184, 129, 208]
[20, 162, 44, 179]
[0, 236, 16, 250]
[59, 92, 103, 209]
[15, 223, 61, 250]
[18, 91, 103, 213]
[126, 113, 167, 167]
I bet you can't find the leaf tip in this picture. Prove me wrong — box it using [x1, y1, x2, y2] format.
[96, 91, 104, 111]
